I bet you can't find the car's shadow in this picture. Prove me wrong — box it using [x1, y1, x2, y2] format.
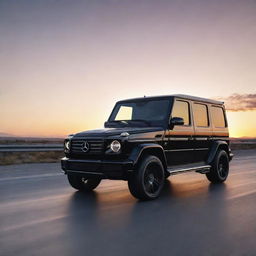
[64, 178, 229, 254]
[67, 178, 228, 216]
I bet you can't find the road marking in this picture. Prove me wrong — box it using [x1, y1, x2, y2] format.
[232, 156, 256, 161]
[0, 173, 62, 182]
[227, 189, 256, 200]
[0, 214, 69, 232]
[230, 170, 256, 176]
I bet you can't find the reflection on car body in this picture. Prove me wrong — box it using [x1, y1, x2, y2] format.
[61, 94, 233, 200]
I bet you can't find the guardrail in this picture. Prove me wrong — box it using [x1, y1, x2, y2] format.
[0, 144, 63, 152]
[1, 142, 255, 153]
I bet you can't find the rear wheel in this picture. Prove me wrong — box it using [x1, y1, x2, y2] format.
[67, 174, 101, 191]
[128, 155, 165, 200]
[206, 150, 229, 183]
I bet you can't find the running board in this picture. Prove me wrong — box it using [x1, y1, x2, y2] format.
[167, 165, 211, 175]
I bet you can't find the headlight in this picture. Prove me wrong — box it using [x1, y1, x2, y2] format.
[64, 140, 70, 151]
[110, 140, 121, 153]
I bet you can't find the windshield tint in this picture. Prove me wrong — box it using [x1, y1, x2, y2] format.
[107, 99, 170, 127]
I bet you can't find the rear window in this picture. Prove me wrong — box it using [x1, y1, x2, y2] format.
[171, 100, 190, 125]
[193, 103, 209, 127]
[211, 106, 226, 128]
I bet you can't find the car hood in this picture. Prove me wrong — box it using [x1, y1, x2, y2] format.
[73, 127, 164, 138]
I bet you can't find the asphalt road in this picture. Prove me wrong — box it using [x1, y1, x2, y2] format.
[0, 150, 256, 256]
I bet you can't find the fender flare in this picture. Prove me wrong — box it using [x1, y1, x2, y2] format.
[128, 143, 167, 169]
[207, 141, 229, 164]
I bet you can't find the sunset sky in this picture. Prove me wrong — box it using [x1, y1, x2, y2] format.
[0, 0, 255, 138]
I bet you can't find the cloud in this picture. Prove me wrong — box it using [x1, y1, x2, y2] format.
[214, 93, 256, 111]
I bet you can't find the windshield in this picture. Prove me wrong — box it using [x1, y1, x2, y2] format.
[106, 99, 171, 127]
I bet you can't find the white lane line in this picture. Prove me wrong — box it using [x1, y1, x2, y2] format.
[0, 192, 70, 207]
[230, 170, 256, 176]
[227, 180, 256, 189]
[227, 189, 256, 200]
[232, 156, 256, 161]
[0, 214, 69, 233]
[0, 173, 63, 182]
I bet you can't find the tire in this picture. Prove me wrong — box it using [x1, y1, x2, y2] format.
[128, 155, 165, 200]
[206, 150, 229, 183]
[67, 174, 101, 191]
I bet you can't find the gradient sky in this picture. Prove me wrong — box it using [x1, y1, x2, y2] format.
[0, 0, 256, 137]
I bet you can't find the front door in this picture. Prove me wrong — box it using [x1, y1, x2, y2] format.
[165, 99, 195, 166]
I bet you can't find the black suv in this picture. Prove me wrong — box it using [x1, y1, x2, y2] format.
[61, 94, 233, 200]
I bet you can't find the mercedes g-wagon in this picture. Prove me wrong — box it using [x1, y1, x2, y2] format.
[61, 94, 233, 200]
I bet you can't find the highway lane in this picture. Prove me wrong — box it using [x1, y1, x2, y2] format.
[0, 150, 256, 256]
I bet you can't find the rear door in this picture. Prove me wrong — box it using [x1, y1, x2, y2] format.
[165, 99, 195, 166]
[192, 102, 212, 163]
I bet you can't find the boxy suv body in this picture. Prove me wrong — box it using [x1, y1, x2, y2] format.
[61, 94, 233, 200]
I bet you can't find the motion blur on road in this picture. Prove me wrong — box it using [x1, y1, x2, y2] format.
[0, 150, 256, 256]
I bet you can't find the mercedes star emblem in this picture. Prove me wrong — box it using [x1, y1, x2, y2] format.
[82, 141, 90, 152]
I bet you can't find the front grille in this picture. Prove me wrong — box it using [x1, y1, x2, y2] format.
[71, 139, 104, 154]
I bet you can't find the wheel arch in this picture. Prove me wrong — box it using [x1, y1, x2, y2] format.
[128, 144, 167, 171]
[207, 141, 229, 165]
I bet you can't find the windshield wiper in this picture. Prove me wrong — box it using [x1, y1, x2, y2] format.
[106, 119, 150, 127]
[127, 119, 151, 126]
[106, 120, 128, 126]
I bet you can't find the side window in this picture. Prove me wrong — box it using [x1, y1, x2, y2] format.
[193, 103, 209, 127]
[171, 100, 190, 125]
[211, 106, 226, 128]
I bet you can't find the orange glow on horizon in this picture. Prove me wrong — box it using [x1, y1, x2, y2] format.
[2, 110, 255, 139]
[226, 111, 256, 138]
[1, 0, 256, 138]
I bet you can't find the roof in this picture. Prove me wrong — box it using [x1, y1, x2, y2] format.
[117, 94, 224, 105]
[172, 94, 224, 105]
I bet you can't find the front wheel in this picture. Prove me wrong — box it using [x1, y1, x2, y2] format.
[128, 155, 165, 200]
[206, 150, 229, 183]
[67, 174, 101, 191]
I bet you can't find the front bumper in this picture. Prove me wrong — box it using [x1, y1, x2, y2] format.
[61, 157, 134, 180]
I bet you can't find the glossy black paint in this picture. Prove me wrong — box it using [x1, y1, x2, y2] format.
[164, 135, 195, 165]
[61, 95, 233, 180]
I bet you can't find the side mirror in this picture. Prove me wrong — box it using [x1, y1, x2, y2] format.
[169, 117, 184, 129]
